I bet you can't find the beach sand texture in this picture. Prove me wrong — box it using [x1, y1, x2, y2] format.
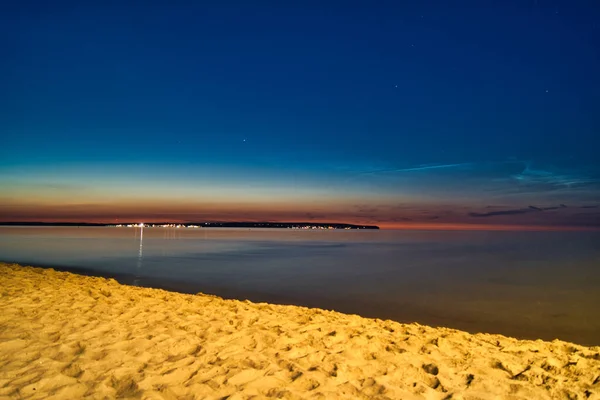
[0, 263, 598, 399]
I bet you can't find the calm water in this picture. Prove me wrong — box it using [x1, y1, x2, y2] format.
[1, 226, 599, 345]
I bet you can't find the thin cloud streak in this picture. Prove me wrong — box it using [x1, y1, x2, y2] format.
[355, 163, 473, 177]
[469, 204, 568, 218]
[469, 209, 534, 217]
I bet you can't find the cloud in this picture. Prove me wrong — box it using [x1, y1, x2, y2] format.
[581, 205, 598, 209]
[538, 204, 567, 211]
[469, 209, 535, 217]
[389, 163, 473, 173]
[353, 163, 474, 177]
[509, 162, 600, 192]
[469, 204, 567, 218]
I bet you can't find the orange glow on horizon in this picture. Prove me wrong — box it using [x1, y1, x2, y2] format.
[1, 196, 598, 232]
[376, 222, 600, 232]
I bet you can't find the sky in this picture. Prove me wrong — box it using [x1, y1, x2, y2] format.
[1, 0, 599, 229]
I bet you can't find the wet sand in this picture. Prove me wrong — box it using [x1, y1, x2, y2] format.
[0, 263, 599, 399]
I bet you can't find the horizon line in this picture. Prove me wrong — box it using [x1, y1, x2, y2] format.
[1, 221, 599, 232]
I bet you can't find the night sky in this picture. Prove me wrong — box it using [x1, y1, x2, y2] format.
[2, 1, 599, 229]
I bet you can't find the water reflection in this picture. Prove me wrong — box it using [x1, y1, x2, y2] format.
[134, 224, 144, 286]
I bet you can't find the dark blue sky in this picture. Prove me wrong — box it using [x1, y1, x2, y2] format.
[1, 1, 599, 227]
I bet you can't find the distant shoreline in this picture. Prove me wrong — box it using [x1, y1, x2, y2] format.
[4, 221, 600, 231]
[0, 221, 380, 229]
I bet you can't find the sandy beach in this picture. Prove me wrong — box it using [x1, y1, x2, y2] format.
[0, 263, 598, 399]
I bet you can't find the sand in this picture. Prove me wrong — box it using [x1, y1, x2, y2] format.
[0, 263, 598, 400]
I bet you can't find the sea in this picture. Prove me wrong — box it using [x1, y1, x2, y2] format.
[1, 226, 598, 345]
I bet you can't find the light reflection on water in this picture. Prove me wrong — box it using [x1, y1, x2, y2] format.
[1, 226, 599, 345]
[134, 225, 143, 286]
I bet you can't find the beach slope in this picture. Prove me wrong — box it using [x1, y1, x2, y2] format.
[0, 263, 598, 399]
